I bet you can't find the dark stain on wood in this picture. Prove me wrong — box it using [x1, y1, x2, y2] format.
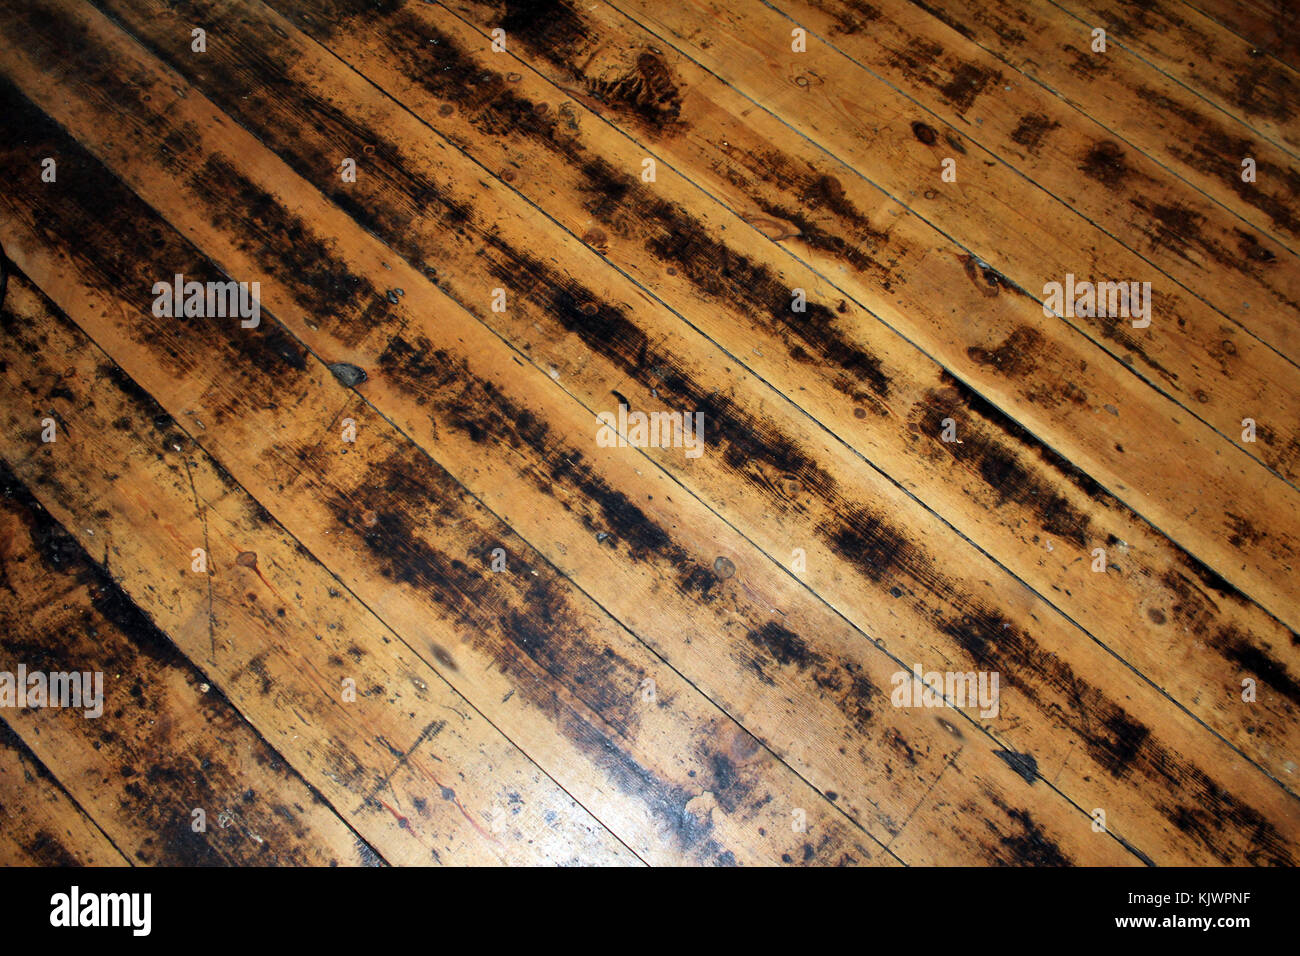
[583, 51, 684, 133]
[1134, 84, 1300, 240]
[0, 462, 364, 865]
[986, 793, 1071, 865]
[907, 0, 975, 40]
[967, 326, 1043, 376]
[995, 748, 1039, 784]
[939, 62, 1000, 112]
[575, 156, 892, 404]
[807, 0, 883, 35]
[1079, 140, 1130, 188]
[328, 362, 368, 387]
[914, 395, 1093, 549]
[888, 36, 1001, 114]
[1009, 113, 1060, 153]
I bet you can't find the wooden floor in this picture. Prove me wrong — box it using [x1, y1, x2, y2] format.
[0, 0, 1297, 867]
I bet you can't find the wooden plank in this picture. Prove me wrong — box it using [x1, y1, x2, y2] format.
[1185, 0, 1300, 70]
[1055, 0, 1300, 154]
[2, 0, 1294, 865]
[0, 42, 1128, 865]
[0, 722, 127, 866]
[0, 176, 897, 869]
[206, 0, 1300, 782]
[806, 0, 1300, 260]
[0, 465, 375, 865]
[782, 0, 1300, 363]
[0, 271, 636, 867]
[558, 0, 1300, 612]
[591, 0, 1300, 471]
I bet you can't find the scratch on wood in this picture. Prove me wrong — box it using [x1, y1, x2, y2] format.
[886, 745, 960, 849]
[182, 457, 216, 661]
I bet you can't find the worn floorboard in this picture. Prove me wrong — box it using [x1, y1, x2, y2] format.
[0, 0, 1296, 866]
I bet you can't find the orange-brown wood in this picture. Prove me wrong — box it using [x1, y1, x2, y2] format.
[0, 0, 1296, 866]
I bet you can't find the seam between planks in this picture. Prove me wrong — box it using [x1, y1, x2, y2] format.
[1043, 0, 1300, 160]
[0, 272, 644, 865]
[0, 451, 394, 866]
[753, 0, 1300, 369]
[878, 0, 1300, 257]
[1180, 0, 1300, 73]
[0, 714, 134, 866]
[593, 0, 1300, 500]
[9, 0, 1291, 862]
[80, 0, 1300, 811]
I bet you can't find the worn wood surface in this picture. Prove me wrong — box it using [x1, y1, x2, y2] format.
[1185, 0, 1300, 70]
[0, 271, 637, 865]
[0, 0, 1296, 865]
[0, 724, 127, 866]
[893, 0, 1300, 253]
[1053, 0, 1300, 155]
[0, 460, 373, 865]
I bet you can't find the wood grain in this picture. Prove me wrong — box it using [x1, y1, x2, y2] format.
[0, 0, 1296, 866]
[0, 271, 637, 866]
[1055, 0, 1300, 155]
[0, 130, 899, 867]
[1185, 0, 1300, 70]
[208, 0, 1300, 778]
[890, 0, 1300, 254]
[0, 462, 374, 865]
[0, 723, 127, 866]
[0, 16, 1125, 865]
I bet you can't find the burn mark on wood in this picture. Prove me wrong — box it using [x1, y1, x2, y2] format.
[1229, 61, 1296, 125]
[1214, 627, 1300, 707]
[1134, 85, 1300, 240]
[0, 732, 86, 863]
[186, 156, 377, 348]
[967, 326, 1042, 376]
[747, 177, 889, 277]
[498, 0, 589, 72]
[1, 462, 182, 670]
[0, 464, 359, 864]
[381, 336, 751, 609]
[806, 0, 883, 35]
[986, 793, 1071, 865]
[570, 716, 735, 863]
[1131, 198, 1207, 263]
[18, 0, 1296, 867]
[937, 596, 1295, 863]
[998, 749, 1040, 785]
[322, 444, 661, 738]
[746, 622, 825, 672]
[1062, 43, 1108, 81]
[101, 0, 899, 426]
[939, 62, 1000, 111]
[574, 156, 891, 404]
[1236, 229, 1277, 264]
[915, 395, 1093, 549]
[583, 51, 684, 133]
[495, 0, 686, 135]
[1079, 140, 1129, 188]
[1010, 113, 1060, 153]
[743, 623, 880, 731]
[906, 0, 975, 40]
[0, 81, 325, 393]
